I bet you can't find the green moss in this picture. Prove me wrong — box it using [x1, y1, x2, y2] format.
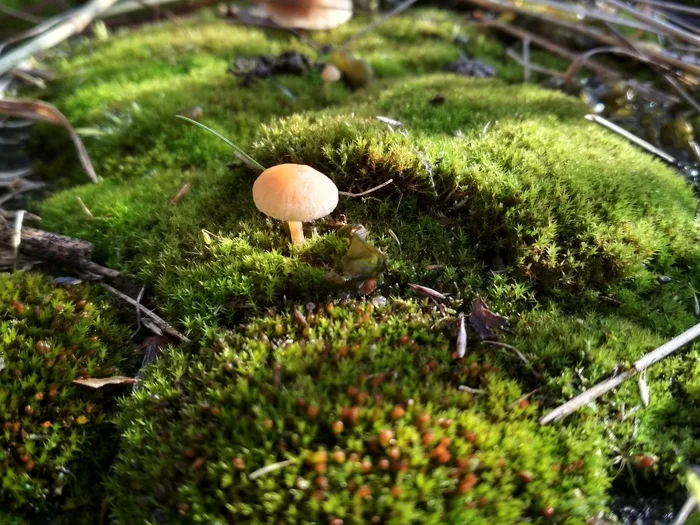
[110, 299, 609, 524]
[0, 272, 132, 520]
[25, 7, 700, 520]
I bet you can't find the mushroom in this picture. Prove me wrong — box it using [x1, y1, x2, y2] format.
[262, 0, 352, 30]
[321, 64, 341, 97]
[253, 164, 338, 245]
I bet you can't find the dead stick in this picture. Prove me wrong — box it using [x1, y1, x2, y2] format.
[475, 19, 619, 80]
[540, 321, 700, 425]
[0, 223, 118, 278]
[99, 283, 191, 344]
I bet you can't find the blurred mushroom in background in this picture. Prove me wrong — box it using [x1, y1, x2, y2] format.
[261, 0, 353, 30]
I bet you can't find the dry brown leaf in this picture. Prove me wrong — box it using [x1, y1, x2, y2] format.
[0, 99, 98, 183]
[469, 297, 508, 340]
[73, 376, 139, 388]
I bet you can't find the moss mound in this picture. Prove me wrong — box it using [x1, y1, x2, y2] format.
[0, 272, 132, 519]
[252, 75, 700, 290]
[110, 299, 608, 524]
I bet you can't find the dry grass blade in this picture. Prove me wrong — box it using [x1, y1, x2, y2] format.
[77, 197, 94, 219]
[169, 183, 191, 206]
[0, 99, 98, 183]
[408, 283, 447, 300]
[481, 340, 529, 365]
[11, 210, 25, 267]
[338, 179, 393, 197]
[672, 496, 697, 525]
[249, 459, 295, 480]
[585, 114, 677, 164]
[541, 321, 700, 425]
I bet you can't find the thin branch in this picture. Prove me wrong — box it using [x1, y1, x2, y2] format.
[601, 0, 700, 47]
[77, 196, 94, 220]
[514, 0, 656, 32]
[338, 179, 393, 197]
[339, 0, 422, 50]
[99, 283, 191, 344]
[475, 19, 619, 80]
[585, 114, 677, 165]
[0, 0, 121, 76]
[541, 321, 700, 425]
[461, 0, 700, 76]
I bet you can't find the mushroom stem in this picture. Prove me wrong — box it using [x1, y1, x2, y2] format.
[288, 221, 305, 245]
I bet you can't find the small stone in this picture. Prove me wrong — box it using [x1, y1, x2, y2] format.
[657, 275, 672, 284]
[371, 295, 387, 308]
[452, 129, 464, 138]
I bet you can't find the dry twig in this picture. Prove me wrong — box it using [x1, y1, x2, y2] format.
[541, 321, 700, 425]
[99, 283, 191, 344]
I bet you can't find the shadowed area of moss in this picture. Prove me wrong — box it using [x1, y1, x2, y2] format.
[23, 6, 700, 522]
[0, 272, 133, 523]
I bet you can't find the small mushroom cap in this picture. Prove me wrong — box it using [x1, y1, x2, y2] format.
[262, 0, 352, 30]
[253, 164, 339, 222]
[321, 64, 342, 83]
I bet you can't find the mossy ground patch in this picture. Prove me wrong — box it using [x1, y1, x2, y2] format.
[11, 6, 700, 522]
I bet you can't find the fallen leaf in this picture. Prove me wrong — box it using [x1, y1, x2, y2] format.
[408, 283, 447, 300]
[638, 370, 650, 407]
[469, 297, 508, 340]
[73, 376, 139, 388]
[0, 99, 97, 183]
[325, 234, 387, 294]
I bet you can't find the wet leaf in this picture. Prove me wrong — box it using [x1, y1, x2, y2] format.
[341, 234, 387, 279]
[469, 297, 508, 340]
[336, 223, 368, 241]
[326, 234, 387, 293]
[73, 376, 139, 388]
[0, 99, 97, 183]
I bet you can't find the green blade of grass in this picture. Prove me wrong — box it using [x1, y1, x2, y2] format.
[175, 115, 266, 172]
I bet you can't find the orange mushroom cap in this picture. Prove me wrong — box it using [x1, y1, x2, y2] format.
[253, 164, 339, 222]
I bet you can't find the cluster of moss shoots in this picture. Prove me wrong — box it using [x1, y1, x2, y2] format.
[0, 272, 131, 521]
